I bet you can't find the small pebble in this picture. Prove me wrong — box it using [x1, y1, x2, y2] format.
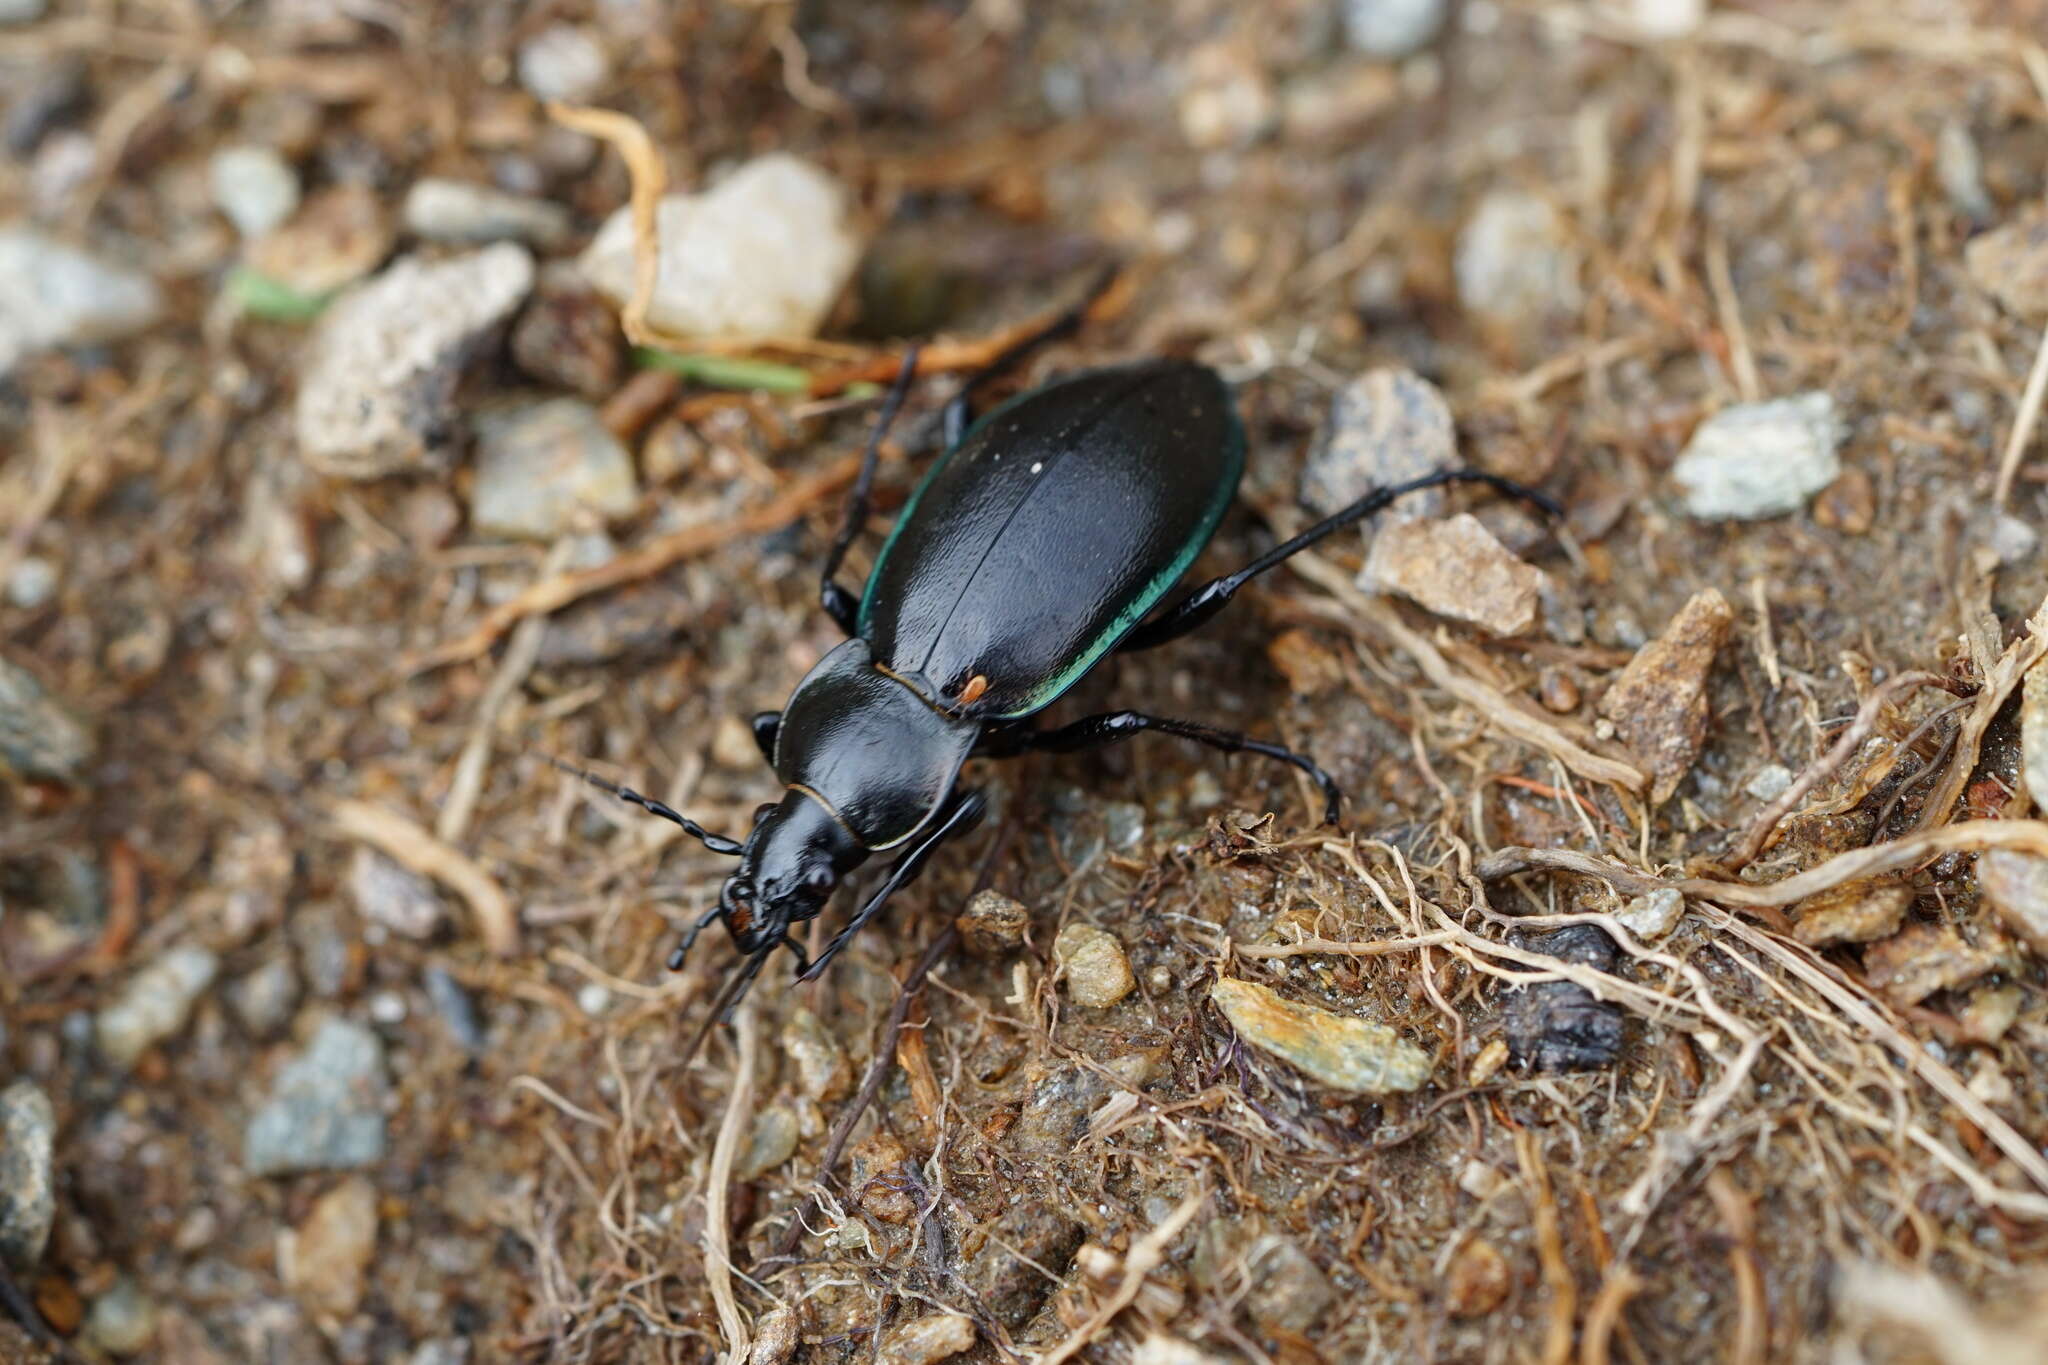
[227, 956, 302, 1040]
[1958, 984, 2023, 1046]
[1103, 800, 1147, 851]
[244, 1017, 389, 1176]
[1466, 1037, 1509, 1086]
[576, 983, 611, 1017]
[0, 227, 164, 379]
[410, 1341, 473, 1365]
[85, 1276, 156, 1356]
[1791, 879, 1912, 948]
[1444, 1237, 1511, 1317]
[1745, 763, 1795, 802]
[783, 1008, 850, 1100]
[0, 1080, 56, 1269]
[517, 24, 611, 103]
[1597, 588, 1733, 804]
[875, 1313, 976, 1365]
[424, 966, 485, 1052]
[1992, 513, 2039, 569]
[5, 556, 57, 609]
[2025, 662, 2048, 813]
[1615, 887, 1684, 940]
[470, 398, 639, 540]
[1455, 190, 1581, 329]
[1301, 367, 1458, 520]
[1363, 512, 1547, 636]
[751, 1308, 799, 1365]
[402, 178, 572, 249]
[95, 946, 221, 1069]
[1536, 666, 1579, 713]
[1504, 924, 1624, 1072]
[1175, 41, 1276, 149]
[29, 130, 95, 219]
[1340, 0, 1447, 58]
[1132, 1335, 1226, 1365]
[1937, 120, 1992, 224]
[278, 1177, 379, 1319]
[1978, 849, 2048, 958]
[1054, 922, 1136, 1008]
[348, 846, 446, 940]
[1245, 1236, 1334, 1333]
[1628, 0, 1703, 39]
[1964, 208, 2048, 319]
[578, 154, 861, 341]
[0, 653, 94, 783]
[247, 184, 393, 298]
[736, 1106, 800, 1182]
[1211, 977, 1432, 1092]
[210, 145, 301, 238]
[1863, 922, 2008, 1006]
[1673, 392, 1842, 520]
[367, 990, 407, 1024]
[296, 244, 535, 479]
[957, 890, 1029, 958]
[0, 0, 49, 23]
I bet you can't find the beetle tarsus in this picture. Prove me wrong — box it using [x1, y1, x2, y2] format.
[797, 789, 987, 983]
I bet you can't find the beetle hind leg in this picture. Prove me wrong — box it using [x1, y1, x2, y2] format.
[1011, 710, 1344, 824]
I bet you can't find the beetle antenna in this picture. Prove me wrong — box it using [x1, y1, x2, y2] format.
[540, 754, 744, 855]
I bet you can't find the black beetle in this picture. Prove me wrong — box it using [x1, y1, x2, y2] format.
[563, 300, 1553, 1017]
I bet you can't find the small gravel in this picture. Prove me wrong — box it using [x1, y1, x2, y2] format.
[0, 227, 164, 379]
[1300, 367, 1459, 522]
[1363, 513, 1547, 635]
[210, 144, 301, 238]
[348, 845, 447, 940]
[85, 1276, 157, 1356]
[1455, 190, 1581, 329]
[875, 1312, 976, 1365]
[470, 397, 639, 540]
[295, 244, 535, 479]
[1053, 922, 1135, 1007]
[0, 1081, 56, 1269]
[578, 154, 861, 341]
[228, 956, 302, 1040]
[278, 1177, 379, 1318]
[244, 1017, 390, 1176]
[516, 23, 611, 103]
[0, 651, 95, 782]
[95, 946, 221, 1069]
[4, 556, 57, 609]
[402, 177, 572, 248]
[1615, 887, 1685, 940]
[1339, 0, 1446, 58]
[1672, 392, 1842, 520]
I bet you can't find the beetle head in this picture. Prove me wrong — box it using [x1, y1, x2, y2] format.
[715, 789, 866, 954]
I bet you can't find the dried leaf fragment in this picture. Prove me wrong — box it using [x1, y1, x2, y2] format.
[1210, 977, 1432, 1093]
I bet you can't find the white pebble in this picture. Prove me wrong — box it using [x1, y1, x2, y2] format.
[210, 145, 302, 238]
[1672, 392, 1841, 520]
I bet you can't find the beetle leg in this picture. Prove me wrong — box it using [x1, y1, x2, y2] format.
[820, 347, 922, 635]
[796, 788, 989, 982]
[1118, 469, 1562, 652]
[1013, 710, 1344, 824]
[750, 710, 782, 763]
[667, 903, 728, 971]
[941, 263, 1119, 446]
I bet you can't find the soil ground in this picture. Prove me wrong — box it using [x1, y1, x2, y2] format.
[7, 1, 2048, 1362]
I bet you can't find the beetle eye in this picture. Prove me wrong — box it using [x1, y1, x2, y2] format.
[728, 879, 753, 905]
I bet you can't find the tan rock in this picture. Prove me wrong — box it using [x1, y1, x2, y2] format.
[1054, 922, 1135, 1008]
[1210, 977, 1432, 1093]
[1965, 208, 2048, 319]
[1597, 588, 1733, 803]
[278, 1177, 378, 1320]
[1863, 922, 2009, 1006]
[876, 1313, 975, 1365]
[1445, 1237, 1511, 1318]
[1365, 513, 1548, 636]
[1979, 848, 2048, 956]
[1793, 879, 1913, 947]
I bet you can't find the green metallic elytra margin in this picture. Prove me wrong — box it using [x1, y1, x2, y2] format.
[856, 376, 1248, 720]
[998, 407, 1244, 719]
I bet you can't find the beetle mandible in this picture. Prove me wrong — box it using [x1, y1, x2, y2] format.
[562, 291, 1555, 1017]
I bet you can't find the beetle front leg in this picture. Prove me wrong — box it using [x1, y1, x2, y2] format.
[796, 788, 988, 982]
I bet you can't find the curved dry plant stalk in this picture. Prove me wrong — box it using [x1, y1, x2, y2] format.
[704, 1004, 760, 1363]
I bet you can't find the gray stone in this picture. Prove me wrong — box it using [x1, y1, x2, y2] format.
[1615, 887, 1684, 940]
[402, 178, 572, 249]
[0, 227, 164, 378]
[0, 0, 49, 22]
[735, 1105, 800, 1181]
[5, 556, 56, 608]
[1456, 190, 1581, 327]
[1937, 120, 1992, 223]
[1340, 0, 1446, 58]
[1745, 763, 1795, 802]
[0, 652, 93, 782]
[86, 1276, 157, 1356]
[0, 1081, 56, 1269]
[210, 145, 301, 238]
[1301, 367, 1459, 520]
[470, 398, 638, 540]
[424, 966, 485, 1053]
[244, 1017, 389, 1176]
[95, 946, 220, 1068]
[1991, 513, 2039, 568]
[1672, 392, 1841, 520]
[517, 24, 611, 103]
[1245, 1235, 1334, 1333]
[295, 244, 535, 479]
[227, 956, 301, 1039]
[347, 845, 446, 939]
[578, 154, 861, 341]
[410, 1341, 473, 1365]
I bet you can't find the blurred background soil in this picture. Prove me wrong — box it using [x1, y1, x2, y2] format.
[6, 0, 2048, 1361]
